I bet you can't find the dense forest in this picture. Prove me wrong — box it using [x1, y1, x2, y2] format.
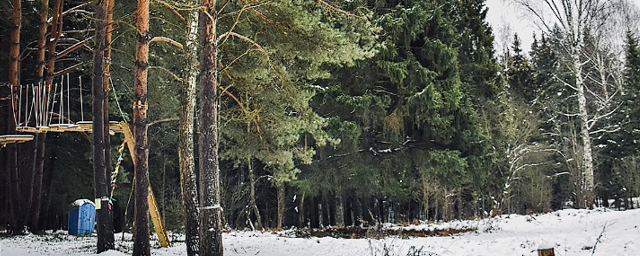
[1, 0, 640, 255]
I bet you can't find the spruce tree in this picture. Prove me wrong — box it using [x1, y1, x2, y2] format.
[453, 0, 501, 101]
[304, 0, 487, 222]
[622, 31, 640, 150]
[506, 34, 535, 103]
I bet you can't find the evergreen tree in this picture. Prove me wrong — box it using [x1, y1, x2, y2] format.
[453, 0, 501, 101]
[304, 0, 486, 222]
[622, 31, 640, 151]
[506, 34, 535, 103]
[214, 0, 377, 231]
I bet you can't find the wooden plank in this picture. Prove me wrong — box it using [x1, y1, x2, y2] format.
[121, 122, 170, 247]
[149, 187, 170, 247]
[0, 134, 34, 145]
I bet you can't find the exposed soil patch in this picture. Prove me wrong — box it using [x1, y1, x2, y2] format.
[289, 226, 476, 239]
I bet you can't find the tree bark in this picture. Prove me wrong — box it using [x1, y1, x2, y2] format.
[179, 5, 200, 256]
[27, 133, 45, 232]
[93, 0, 115, 252]
[576, 54, 595, 208]
[248, 158, 263, 230]
[334, 193, 344, 227]
[103, 0, 113, 206]
[199, 0, 223, 254]
[7, 0, 22, 236]
[36, 0, 49, 81]
[298, 193, 305, 228]
[9, 0, 21, 86]
[46, 0, 63, 89]
[276, 182, 285, 230]
[133, 0, 151, 255]
[317, 199, 322, 228]
[28, 0, 51, 232]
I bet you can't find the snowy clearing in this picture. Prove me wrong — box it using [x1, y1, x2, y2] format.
[2, 208, 639, 256]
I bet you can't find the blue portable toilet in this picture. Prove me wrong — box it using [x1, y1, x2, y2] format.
[68, 199, 95, 235]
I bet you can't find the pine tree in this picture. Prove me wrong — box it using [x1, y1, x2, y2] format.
[93, 0, 115, 252]
[217, 0, 376, 230]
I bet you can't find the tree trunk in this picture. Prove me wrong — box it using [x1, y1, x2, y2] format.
[198, 0, 223, 254]
[27, 134, 45, 231]
[28, 0, 51, 233]
[133, 0, 151, 255]
[103, 0, 113, 206]
[9, 0, 21, 86]
[276, 182, 285, 230]
[93, 0, 114, 252]
[179, 5, 200, 255]
[422, 177, 429, 221]
[248, 158, 263, 230]
[46, 0, 63, 89]
[36, 0, 48, 80]
[317, 200, 323, 228]
[41, 134, 58, 230]
[7, 0, 21, 234]
[298, 193, 305, 228]
[576, 55, 595, 208]
[334, 193, 344, 227]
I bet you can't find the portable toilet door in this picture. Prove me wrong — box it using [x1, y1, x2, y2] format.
[69, 199, 95, 235]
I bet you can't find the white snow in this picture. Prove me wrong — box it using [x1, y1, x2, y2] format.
[2, 208, 639, 256]
[71, 199, 95, 207]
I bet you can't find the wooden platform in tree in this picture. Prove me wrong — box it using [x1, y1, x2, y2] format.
[10, 121, 170, 247]
[0, 134, 34, 146]
[15, 121, 123, 135]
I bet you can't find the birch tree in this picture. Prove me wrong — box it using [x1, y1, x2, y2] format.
[179, 1, 200, 255]
[514, 0, 622, 208]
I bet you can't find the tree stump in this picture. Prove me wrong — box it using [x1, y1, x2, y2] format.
[537, 247, 555, 256]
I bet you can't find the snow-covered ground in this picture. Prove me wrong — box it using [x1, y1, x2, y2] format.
[2, 207, 639, 256]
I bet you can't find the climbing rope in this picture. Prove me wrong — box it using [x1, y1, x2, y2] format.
[109, 139, 127, 208]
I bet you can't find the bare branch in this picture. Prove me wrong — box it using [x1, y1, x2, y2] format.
[149, 66, 182, 81]
[52, 62, 82, 77]
[62, 29, 95, 34]
[150, 36, 184, 49]
[61, 2, 91, 17]
[221, 70, 263, 142]
[60, 38, 94, 53]
[216, 32, 282, 79]
[147, 117, 179, 128]
[238, 0, 278, 24]
[56, 36, 94, 60]
[154, 0, 185, 21]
